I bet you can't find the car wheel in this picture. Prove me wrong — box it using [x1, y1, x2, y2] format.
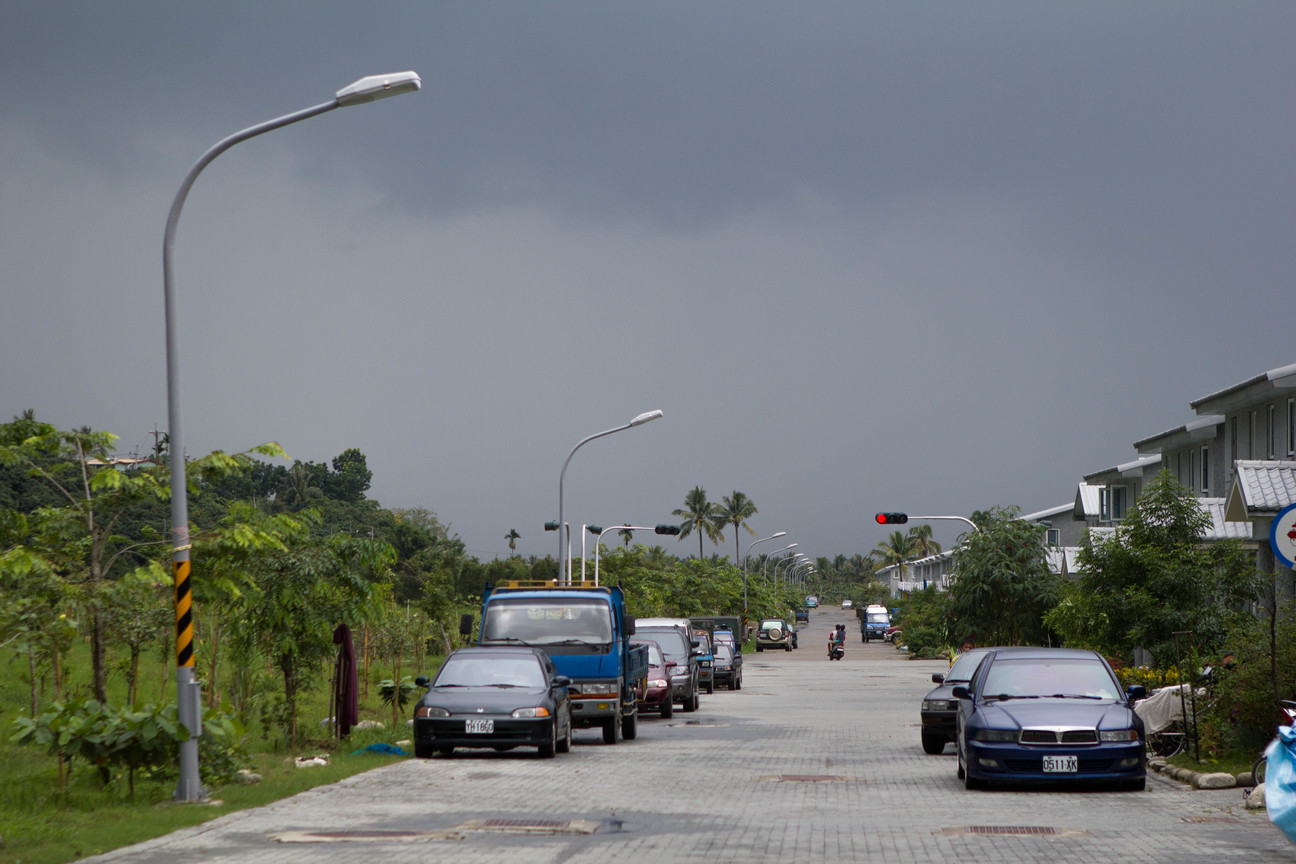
[706, 679, 715, 694]
[414, 740, 435, 759]
[622, 708, 638, 740]
[734, 674, 742, 691]
[538, 720, 558, 758]
[921, 731, 945, 755]
[602, 713, 621, 745]
[660, 700, 673, 719]
[556, 710, 573, 753]
[437, 745, 454, 757]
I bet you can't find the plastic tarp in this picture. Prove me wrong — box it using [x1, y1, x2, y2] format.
[1133, 683, 1198, 733]
[1266, 726, 1296, 845]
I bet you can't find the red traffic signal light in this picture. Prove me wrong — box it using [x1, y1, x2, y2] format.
[875, 513, 908, 525]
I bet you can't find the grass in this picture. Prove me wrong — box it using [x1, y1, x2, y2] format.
[1, 638, 442, 864]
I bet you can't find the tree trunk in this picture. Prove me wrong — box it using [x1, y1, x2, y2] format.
[91, 610, 108, 704]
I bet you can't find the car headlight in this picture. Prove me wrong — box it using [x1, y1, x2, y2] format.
[574, 683, 617, 696]
[973, 729, 1018, 742]
[415, 706, 450, 718]
[700, 661, 712, 667]
[922, 700, 954, 712]
[648, 679, 668, 688]
[1099, 729, 1140, 742]
[511, 706, 551, 719]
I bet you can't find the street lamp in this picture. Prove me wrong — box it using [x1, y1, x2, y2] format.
[162, 71, 421, 803]
[556, 410, 663, 583]
[763, 543, 798, 583]
[743, 531, 786, 617]
[776, 553, 806, 586]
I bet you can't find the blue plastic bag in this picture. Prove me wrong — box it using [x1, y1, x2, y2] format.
[1266, 726, 1296, 844]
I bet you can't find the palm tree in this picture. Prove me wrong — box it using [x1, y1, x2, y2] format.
[906, 524, 942, 558]
[672, 486, 725, 559]
[873, 530, 917, 579]
[717, 491, 759, 562]
[505, 528, 520, 555]
[617, 525, 635, 548]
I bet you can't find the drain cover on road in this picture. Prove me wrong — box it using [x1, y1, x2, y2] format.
[934, 825, 1088, 838]
[466, 818, 601, 834]
[272, 829, 464, 843]
[759, 774, 848, 783]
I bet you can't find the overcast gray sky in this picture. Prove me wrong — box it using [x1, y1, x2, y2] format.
[2, 2, 1292, 562]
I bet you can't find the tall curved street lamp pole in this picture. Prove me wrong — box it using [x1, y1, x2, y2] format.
[776, 553, 805, 586]
[557, 410, 662, 584]
[743, 531, 786, 617]
[163, 72, 421, 803]
[763, 543, 798, 583]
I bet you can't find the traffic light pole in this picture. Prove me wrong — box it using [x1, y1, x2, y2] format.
[908, 515, 980, 533]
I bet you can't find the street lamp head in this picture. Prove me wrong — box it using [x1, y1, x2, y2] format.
[628, 409, 664, 427]
[336, 71, 422, 107]
[771, 531, 787, 539]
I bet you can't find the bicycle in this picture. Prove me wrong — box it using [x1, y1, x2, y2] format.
[1146, 721, 1186, 759]
[1251, 699, 1296, 787]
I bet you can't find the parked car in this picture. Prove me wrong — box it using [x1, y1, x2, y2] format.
[794, 607, 810, 624]
[412, 646, 573, 759]
[920, 647, 991, 754]
[630, 637, 675, 718]
[884, 625, 902, 643]
[756, 618, 792, 651]
[695, 630, 715, 694]
[636, 618, 701, 712]
[953, 646, 1147, 790]
[712, 640, 742, 690]
[841, 599, 853, 609]
[711, 627, 742, 685]
[805, 595, 819, 608]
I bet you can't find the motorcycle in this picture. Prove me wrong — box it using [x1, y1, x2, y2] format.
[828, 640, 844, 661]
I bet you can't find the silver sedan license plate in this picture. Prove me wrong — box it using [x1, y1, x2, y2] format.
[465, 719, 493, 734]
[1043, 754, 1077, 773]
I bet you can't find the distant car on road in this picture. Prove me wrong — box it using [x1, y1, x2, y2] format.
[805, 595, 819, 608]
[954, 646, 1147, 791]
[756, 618, 792, 651]
[412, 647, 573, 759]
[841, 599, 853, 609]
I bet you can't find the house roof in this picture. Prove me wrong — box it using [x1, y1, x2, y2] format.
[1074, 483, 1102, 518]
[1022, 503, 1072, 522]
[1083, 454, 1161, 484]
[1200, 498, 1253, 540]
[1190, 361, 1296, 415]
[1224, 460, 1296, 521]
[1134, 415, 1223, 454]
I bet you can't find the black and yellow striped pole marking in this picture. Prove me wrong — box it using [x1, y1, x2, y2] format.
[174, 557, 194, 667]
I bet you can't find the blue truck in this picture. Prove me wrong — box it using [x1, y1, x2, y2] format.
[476, 582, 648, 744]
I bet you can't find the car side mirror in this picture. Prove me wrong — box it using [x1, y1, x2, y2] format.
[553, 675, 571, 689]
[951, 685, 971, 700]
[415, 676, 430, 688]
[459, 614, 473, 637]
[1126, 684, 1147, 703]
[665, 660, 677, 669]
[931, 673, 945, 684]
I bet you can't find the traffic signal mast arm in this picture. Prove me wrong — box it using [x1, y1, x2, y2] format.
[874, 513, 980, 532]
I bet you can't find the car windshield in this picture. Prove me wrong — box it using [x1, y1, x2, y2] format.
[981, 657, 1120, 700]
[638, 643, 664, 666]
[481, 597, 613, 646]
[639, 628, 688, 663]
[946, 648, 990, 683]
[760, 620, 781, 629]
[866, 612, 889, 624]
[435, 655, 546, 688]
[714, 644, 734, 662]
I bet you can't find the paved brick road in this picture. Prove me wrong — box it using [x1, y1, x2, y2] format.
[85, 611, 1290, 863]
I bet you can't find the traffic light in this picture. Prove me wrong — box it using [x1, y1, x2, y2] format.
[544, 521, 560, 531]
[875, 513, 908, 525]
[587, 525, 603, 535]
[655, 524, 681, 535]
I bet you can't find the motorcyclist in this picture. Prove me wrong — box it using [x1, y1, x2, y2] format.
[828, 624, 845, 658]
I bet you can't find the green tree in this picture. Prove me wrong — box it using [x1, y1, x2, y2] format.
[946, 505, 1058, 646]
[1045, 471, 1258, 663]
[873, 530, 916, 580]
[718, 491, 759, 562]
[673, 486, 725, 559]
[505, 528, 520, 554]
[906, 524, 942, 558]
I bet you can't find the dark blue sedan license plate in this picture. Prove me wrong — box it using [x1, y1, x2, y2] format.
[1043, 755, 1077, 772]
[465, 719, 493, 734]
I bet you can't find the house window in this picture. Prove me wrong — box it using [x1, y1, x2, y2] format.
[1101, 485, 1129, 521]
[1189, 449, 1197, 493]
[1046, 528, 1061, 547]
[1201, 445, 1210, 494]
[1289, 398, 1295, 456]
[1269, 404, 1277, 459]
[1250, 410, 1257, 458]
[1230, 415, 1238, 462]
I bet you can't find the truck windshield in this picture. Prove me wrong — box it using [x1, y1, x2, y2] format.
[867, 613, 889, 624]
[482, 597, 613, 646]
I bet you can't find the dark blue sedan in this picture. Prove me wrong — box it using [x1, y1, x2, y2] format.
[953, 646, 1146, 791]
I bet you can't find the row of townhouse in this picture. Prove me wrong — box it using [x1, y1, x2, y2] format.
[880, 361, 1296, 598]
